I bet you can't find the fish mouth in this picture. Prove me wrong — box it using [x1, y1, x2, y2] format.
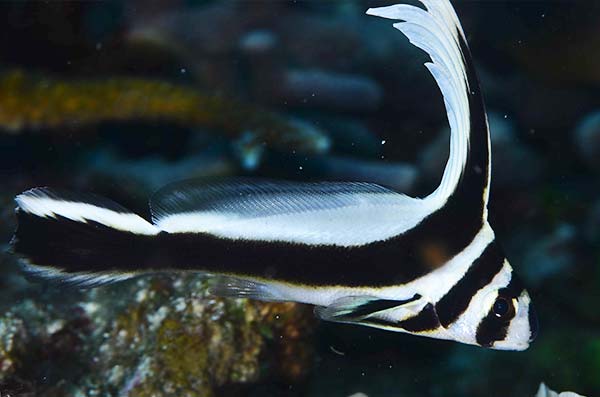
[528, 304, 539, 342]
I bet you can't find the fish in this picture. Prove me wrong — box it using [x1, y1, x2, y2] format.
[10, 0, 537, 350]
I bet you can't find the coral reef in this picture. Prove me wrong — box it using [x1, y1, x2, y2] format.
[0, 314, 27, 383]
[0, 275, 316, 397]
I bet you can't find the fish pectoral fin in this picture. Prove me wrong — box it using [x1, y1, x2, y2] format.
[314, 294, 423, 323]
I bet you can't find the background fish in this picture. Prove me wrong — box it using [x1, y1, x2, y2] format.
[11, 0, 536, 352]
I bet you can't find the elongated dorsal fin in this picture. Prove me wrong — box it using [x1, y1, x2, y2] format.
[368, 1, 491, 222]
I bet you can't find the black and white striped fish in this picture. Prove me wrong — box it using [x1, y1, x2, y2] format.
[11, 0, 537, 350]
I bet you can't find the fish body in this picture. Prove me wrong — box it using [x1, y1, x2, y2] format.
[11, 0, 537, 350]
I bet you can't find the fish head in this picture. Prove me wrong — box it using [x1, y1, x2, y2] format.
[484, 280, 537, 351]
[442, 258, 538, 351]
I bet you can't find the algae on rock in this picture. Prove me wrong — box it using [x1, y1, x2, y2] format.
[0, 274, 316, 397]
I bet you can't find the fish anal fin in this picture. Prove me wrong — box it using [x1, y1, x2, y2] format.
[315, 294, 423, 323]
[209, 276, 284, 302]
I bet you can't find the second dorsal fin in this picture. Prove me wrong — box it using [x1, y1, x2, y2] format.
[149, 177, 435, 247]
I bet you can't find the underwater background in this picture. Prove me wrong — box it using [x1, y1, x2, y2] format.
[0, 1, 598, 396]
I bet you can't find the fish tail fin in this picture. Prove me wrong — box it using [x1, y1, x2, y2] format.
[12, 188, 161, 288]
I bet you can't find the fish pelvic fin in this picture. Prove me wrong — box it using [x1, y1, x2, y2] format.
[315, 294, 423, 323]
[368, 0, 491, 221]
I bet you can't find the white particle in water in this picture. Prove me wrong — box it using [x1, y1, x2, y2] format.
[381, 140, 386, 145]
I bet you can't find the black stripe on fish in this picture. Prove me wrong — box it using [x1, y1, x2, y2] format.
[363, 303, 440, 333]
[452, 27, 491, 226]
[14, 207, 487, 287]
[475, 276, 525, 347]
[397, 303, 440, 332]
[436, 241, 505, 328]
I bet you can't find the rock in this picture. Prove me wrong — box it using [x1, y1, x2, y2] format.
[574, 111, 600, 171]
[0, 314, 27, 382]
[0, 275, 316, 396]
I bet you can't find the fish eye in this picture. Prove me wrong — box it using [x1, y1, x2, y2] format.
[492, 297, 510, 318]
